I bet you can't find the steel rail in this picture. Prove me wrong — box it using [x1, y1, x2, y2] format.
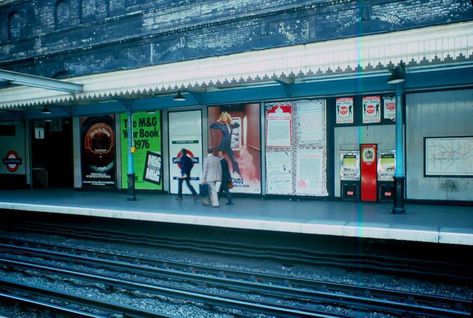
[3, 221, 470, 282]
[0, 292, 102, 318]
[0, 257, 343, 318]
[0, 280, 173, 318]
[0, 241, 470, 318]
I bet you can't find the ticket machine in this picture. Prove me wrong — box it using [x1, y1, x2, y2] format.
[360, 144, 377, 202]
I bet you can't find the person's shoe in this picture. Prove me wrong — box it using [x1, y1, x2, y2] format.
[226, 201, 234, 205]
[176, 196, 183, 200]
[212, 205, 220, 208]
[193, 195, 199, 201]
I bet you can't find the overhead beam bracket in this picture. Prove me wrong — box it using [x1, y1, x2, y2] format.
[275, 77, 294, 98]
[0, 69, 83, 93]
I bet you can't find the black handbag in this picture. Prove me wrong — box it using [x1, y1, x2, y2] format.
[199, 183, 209, 196]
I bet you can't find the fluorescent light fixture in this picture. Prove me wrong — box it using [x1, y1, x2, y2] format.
[173, 91, 186, 102]
[387, 64, 405, 85]
[41, 106, 51, 114]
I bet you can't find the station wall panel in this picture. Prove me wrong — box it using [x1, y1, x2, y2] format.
[334, 125, 395, 197]
[406, 89, 473, 202]
[0, 121, 26, 176]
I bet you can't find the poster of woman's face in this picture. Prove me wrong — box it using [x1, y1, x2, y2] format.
[208, 104, 261, 194]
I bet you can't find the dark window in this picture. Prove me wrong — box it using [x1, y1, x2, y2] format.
[8, 12, 22, 40]
[55, 0, 71, 29]
[82, 0, 96, 19]
[0, 125, 16, 136]
[109, 0, 125, 13]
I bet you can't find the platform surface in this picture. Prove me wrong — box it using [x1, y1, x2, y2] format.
[0, 189, 472, 246]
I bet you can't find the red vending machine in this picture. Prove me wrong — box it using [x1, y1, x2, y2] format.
[360, 144, 377, 202]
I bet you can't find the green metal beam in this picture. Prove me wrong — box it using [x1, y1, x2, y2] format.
[0, 69, 83, 93]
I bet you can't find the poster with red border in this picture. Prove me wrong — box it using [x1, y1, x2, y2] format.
[383, 97, 396, 121]
[266, 103, 292, 147]
[362, 96, 381, 124]
[336, 97, 354, 124]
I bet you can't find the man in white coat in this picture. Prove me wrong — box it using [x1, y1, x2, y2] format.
[201, 148, 222, 207]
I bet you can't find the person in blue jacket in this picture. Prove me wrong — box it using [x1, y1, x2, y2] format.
[210, 111, 241, 175]
[176, 148, 198, 200]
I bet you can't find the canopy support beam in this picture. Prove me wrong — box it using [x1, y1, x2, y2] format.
[0, 69, 83, 93]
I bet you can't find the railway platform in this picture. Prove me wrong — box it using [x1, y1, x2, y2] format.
[0, 189, 472, 246]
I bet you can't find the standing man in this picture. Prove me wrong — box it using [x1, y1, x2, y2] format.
[218, 149, 234, 205]
[176, 148, 198, 200]
[201, 148, 222, 207]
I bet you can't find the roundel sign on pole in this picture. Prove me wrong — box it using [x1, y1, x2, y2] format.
[2, 150, 22, 172]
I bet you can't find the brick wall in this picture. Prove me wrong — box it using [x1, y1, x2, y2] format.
[0, 0, 471, 79]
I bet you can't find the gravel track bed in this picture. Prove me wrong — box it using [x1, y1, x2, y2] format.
[0, 266, 398, 318]
[0, 269, 250, 318]
[1, 251, 385, 318]
[1, 230, 471, 301]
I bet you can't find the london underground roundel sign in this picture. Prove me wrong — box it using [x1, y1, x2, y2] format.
[2, 150, 22, 172]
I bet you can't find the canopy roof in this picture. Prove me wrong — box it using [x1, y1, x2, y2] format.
[0, 21, 472, 110]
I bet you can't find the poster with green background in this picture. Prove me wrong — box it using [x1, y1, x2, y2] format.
[120, 112, 162, 190]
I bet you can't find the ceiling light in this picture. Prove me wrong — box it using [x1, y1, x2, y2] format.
[387, 65, 405, 85]
[41, 106, 51, 114]
[173, 91, 186, 102]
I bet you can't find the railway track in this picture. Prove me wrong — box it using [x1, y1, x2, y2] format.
[0, 237, 470, 318]
[1, 257, 343, 317]
[1, 221, 471, 283]
[0, 279, 172, 318]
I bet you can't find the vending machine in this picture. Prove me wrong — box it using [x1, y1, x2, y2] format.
[360, 144, 377, 202]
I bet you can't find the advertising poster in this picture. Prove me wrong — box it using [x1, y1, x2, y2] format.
[378, 150, 396, 181]
[266, 151, 293, 194]
[362, 96, 381, 124]
[266, 103, 292, 147]
[296, 99, 325, 145]
[336, 97, 354, 124]
[339, 151, 360, 181]
[265, 99, 327, 196]
[295, 148, 327, 196]
[208, 104, 261, 194]
[169, 110, 203, 194]
[81, 115, 116, 188]
[143, 152, 162, 185]
[120, 112, 162, 190]
[383, 97, 396, 121]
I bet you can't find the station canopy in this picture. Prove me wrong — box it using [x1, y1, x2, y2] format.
[0, 21, 472, 111]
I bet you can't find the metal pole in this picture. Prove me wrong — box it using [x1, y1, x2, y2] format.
[127, 104, 136, 201]
[392, 84, 405, 214]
